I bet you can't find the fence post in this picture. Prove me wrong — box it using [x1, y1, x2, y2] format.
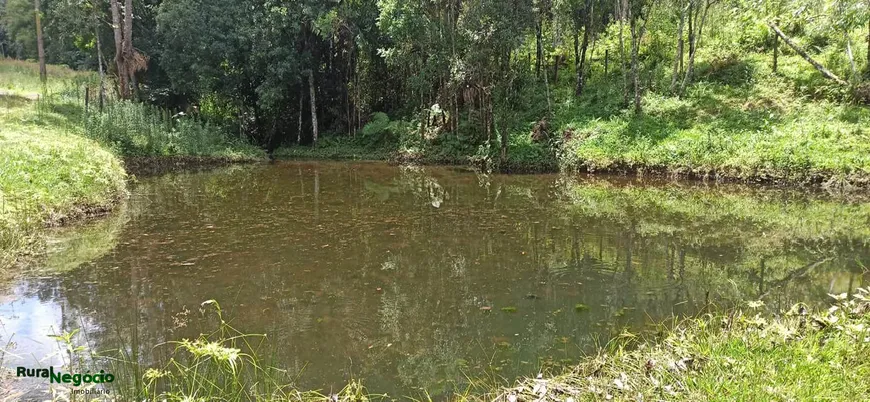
[85, 86, 90, 113]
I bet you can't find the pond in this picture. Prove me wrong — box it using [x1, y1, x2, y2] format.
[2, 161, 868, 398]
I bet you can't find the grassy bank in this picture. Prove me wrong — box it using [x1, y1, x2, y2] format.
[0, 64, 127, 269]
[30, 291, 868, 401]
[556, 53, 870, 188]
[491, 290, 870, 401]
[277, 53, 870, 186]
[0, 59, 266, 269]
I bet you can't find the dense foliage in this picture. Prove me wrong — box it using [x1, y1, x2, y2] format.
[1, 0, 869, 170]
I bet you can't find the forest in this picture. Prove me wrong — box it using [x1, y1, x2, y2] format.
[2, 0, 870, 400]
[2, 0, 869, 182]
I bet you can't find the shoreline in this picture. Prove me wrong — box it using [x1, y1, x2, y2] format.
[274, 146, 870, 191]
[123, 155, 265, 177]
[1, 152, 265, 271]
[6, 148, 863, 272]
[3, 153, 869, 400]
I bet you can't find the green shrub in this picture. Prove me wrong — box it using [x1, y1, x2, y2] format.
[83, 101, 264, 160]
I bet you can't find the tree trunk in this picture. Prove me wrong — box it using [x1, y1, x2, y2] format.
[768, 22, 848, 85]
[544, 61, 553, 116]
[109, 0, 128, 98]
[671, 1, 686, 92]
[680, 0, 710, 95]
[630, 14, 641, 115]
[499, 96, 508, 164]
[308, 70, 319, 147]
[536, 19, 544, 78]
[574, 28, 580, 86]
[123, 0, 133, 52]
[678, 1, 697, 96]
[773, 33, 779, 73]
[575, 0, 593, 96]
[617, 0, 628, 105]
[124, 0, 137, 99]
[845, 36, 857, 83]
[554, 55, 560, 83]
[95, 24, 106, 111]
[297, 85, 303, 144]
[34, 0, 46, 84]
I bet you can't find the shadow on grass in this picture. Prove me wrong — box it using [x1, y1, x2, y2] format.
[0, 93, 36, 108]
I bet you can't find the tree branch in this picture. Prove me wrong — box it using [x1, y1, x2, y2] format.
[768, 22, 847, 86]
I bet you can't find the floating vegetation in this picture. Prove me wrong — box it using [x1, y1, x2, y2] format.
[574, 303, 589, 312]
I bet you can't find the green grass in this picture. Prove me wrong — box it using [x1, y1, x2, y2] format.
[0, 59, 266, 161]
[274, 136, 394, 161]
[483, 291, 870, 401]
[84, 101, 265, 159]
[275, 133, 557, 173]
[0, 97, 127, 270]
[0, 58, 96, 96]
[277, 52, 870, 185]
[0, 59, 266, 270]
[551, 52, 870, 187]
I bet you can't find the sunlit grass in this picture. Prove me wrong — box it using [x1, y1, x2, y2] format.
[278, 52, 870, 185]
[0, 100, 127, 270]
[471, 291, 870, 401]
[558, 54, 870, 187]
[0, 58, 96, 96]
[0, 59, 266, 270]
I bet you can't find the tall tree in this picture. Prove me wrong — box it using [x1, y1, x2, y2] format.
[123, 0, 134, 95]
[671, 0, 687, 91]
[628, 0, 655, 114]
[308, 69, 319, 147]
[617, 0, 629, 104]
[678, 0, 715, 96]
[109, 0, 142, 99]
[574, 0, 594, 96]
[108, 0, 127, 98]
[33, 0, 45, 83]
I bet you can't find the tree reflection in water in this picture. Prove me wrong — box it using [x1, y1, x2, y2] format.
[2, 161, 867, 397]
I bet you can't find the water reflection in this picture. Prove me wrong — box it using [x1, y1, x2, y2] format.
[1, 161, 867, 397]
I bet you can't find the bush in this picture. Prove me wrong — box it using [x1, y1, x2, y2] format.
[83, 101, 264, 160]
[361, 111, 395, 146]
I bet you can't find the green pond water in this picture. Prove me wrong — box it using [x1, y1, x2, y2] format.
[2, 161, 868, 397]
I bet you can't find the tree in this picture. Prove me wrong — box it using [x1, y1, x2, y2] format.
[678, 0, 716, 96]
[33, 0, 45, 83]
[308, 69, 318, 147]
[628, 0, 655, 114]
[768, 22, 848, 85]
[108, 0, 126, 98]
[2, 0, 38, 59]
[670, 0, 687, 91]
[109, 0, 145, 99]
[573, 0, 595, 96]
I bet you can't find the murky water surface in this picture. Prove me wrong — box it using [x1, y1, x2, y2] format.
[2, 161, 868, 397]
